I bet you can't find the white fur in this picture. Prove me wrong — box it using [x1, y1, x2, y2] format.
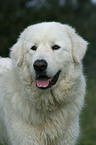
[0, 22, 88, 145]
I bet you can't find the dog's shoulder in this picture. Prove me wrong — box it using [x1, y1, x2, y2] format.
[0, 57, 12, 75]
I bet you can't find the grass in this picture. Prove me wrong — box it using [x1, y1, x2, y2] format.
[0, 79, 96, 145]
[77, 79, 96, 145]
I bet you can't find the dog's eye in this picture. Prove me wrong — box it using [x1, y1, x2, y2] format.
[52, 45, 60, 50]
[31, 46, 37, 51]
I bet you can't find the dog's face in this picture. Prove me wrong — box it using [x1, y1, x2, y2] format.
[11, 22, 87, 110]
[24, 23, 73, 90]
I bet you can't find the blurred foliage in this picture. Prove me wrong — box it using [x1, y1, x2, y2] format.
[0, 0, 96, 78]
[77, 79, 96, 145]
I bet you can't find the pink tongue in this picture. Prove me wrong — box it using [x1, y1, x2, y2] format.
[36, 79, 50, 88]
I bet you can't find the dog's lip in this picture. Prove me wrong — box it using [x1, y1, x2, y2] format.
[35, 70, 61, 90]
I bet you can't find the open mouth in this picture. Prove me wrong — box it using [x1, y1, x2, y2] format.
[36, 70, 61, 90]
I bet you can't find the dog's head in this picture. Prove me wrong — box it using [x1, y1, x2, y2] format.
[10, 22, 88, 110]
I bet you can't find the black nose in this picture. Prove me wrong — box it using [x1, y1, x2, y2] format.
[33, 59, 47, 72]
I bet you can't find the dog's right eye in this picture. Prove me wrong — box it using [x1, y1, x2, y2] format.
[52, 45, 60, 50]
[31, 46, 37, 51]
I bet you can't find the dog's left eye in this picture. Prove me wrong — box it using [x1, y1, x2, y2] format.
[30, 46, 37, 51]
[52, 45, 60, 50]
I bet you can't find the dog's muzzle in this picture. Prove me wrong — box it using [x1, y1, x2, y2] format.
[33, 59, 61, 90]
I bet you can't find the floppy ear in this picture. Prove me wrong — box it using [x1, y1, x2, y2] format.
[65, 25, 88, 63]
[10, 39, 24, 66]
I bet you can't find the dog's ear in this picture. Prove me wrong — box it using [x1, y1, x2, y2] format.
[65, 25, 88, 63]
[10, 39, 24, 66]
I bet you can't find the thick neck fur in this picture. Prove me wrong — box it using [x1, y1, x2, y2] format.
[3, 60, 85, 126]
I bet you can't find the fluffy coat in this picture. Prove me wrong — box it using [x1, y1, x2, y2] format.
[0, 22, 88, 145]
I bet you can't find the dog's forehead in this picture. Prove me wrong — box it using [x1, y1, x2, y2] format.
[22, 22, 68, 42]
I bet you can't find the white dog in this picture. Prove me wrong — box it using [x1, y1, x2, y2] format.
[0, 22, 88, 145]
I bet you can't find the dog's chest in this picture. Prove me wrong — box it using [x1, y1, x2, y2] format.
[29, 121, 62, 145]
[30, 112, 67, 145]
